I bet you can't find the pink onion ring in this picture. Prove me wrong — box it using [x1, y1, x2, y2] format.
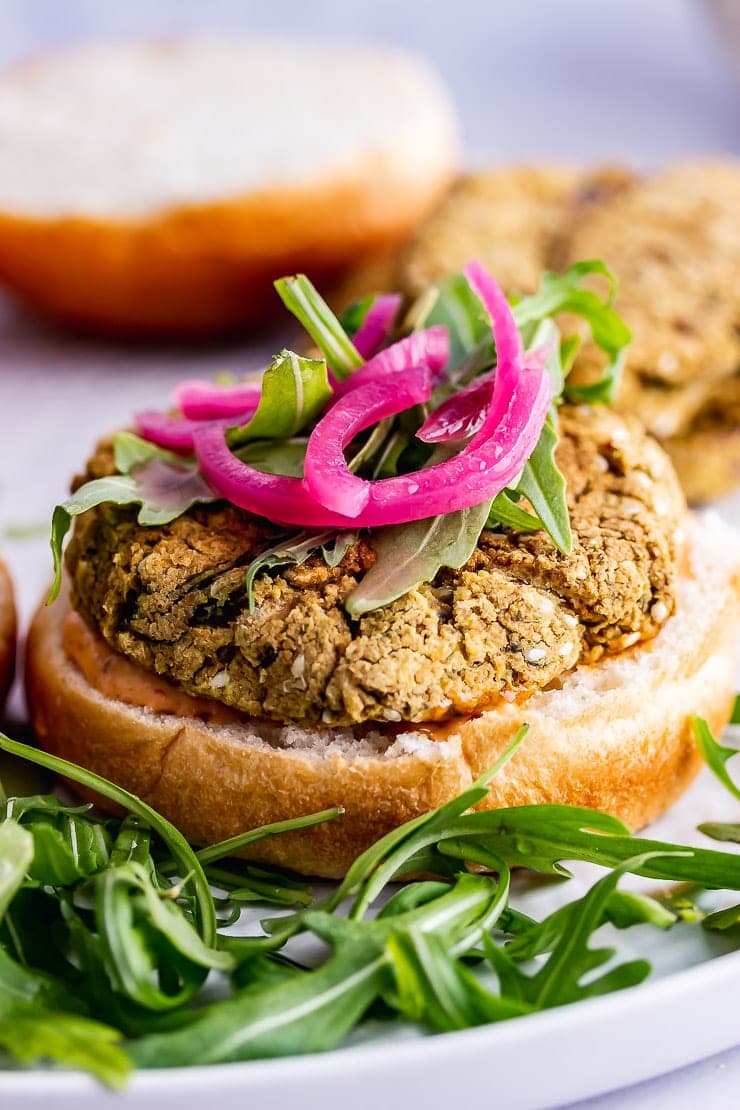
[335, 328, 448, 397]
[351, 294, 402, 358]
[304, 368, 434, 516]
[172, 379, 262, 421]
[135, 410, 254, 453]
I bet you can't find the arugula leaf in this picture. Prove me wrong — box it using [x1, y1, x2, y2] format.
[692, 715, 740, 801]
[341, 731, 529, 919]
[512, 262, 632, 405]
[505, 888, 676, 961]
[347, 418, 395, 475]
[527, 317, 565, 397]
[419, 272, 491, 367]
[0, 1009, 130, 1089]
[21, 808, 112, 887]
[112, 431, 185, 473]
[345, 499, 492, 616]
[275, 275, 362, 380]
[372, 429, 411, 479]
[453, 807, 740, 888]
[732, 695, 740, 725]
[96, 861, 233, 1012]
[48, 456, 215, 603]
[487, 490, 544, 533]
[235, 438, 307, 477]
[382, 875, 528, 1032]
[322, 530, 357, 567]
[0, 735, 217, 947]
[0, 820, 33, 921]
[245, 531, 348, 611]
[387, 930, 530, 1030]
[189, 807, 344, 869]
[0, 946, 81, 1019]
[517, 414, 572, 554]
[698, 823, 740, 844]
[129, 942, 387, 1067]
[227, 351, 332, 448]
[702, 903, 740, 938]
[339, 294, 375, 336]
[485, 854, 669, 1009]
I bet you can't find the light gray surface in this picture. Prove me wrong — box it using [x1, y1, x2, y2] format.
[0, 2, 739, 1107]
[0, 0, 738, 164]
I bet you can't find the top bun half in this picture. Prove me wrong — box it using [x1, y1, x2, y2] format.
[0, 37, 459, 334]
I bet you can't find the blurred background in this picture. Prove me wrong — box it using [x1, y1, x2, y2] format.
[1, 0, 738, 164]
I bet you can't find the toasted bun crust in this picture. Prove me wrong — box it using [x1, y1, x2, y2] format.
[25, 517, 739, 878]
[0, 559, 17, 707]
[0, 38, 458, 335]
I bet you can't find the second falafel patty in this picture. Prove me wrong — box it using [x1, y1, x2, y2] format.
[66, 406, 684, 727]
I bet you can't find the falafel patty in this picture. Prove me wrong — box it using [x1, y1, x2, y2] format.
[397, 160, 740, 501]
[65, 406, 684, 728]
[398, 166, 578, 298]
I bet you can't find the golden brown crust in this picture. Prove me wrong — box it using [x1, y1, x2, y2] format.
[0, 162, 453, 336]
[25, 519, 740, 877]
[0, 559, 17, 707]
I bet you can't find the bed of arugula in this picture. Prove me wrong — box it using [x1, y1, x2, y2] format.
[0, 700, 738, 1089]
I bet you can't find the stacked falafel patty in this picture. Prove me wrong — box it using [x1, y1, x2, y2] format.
[398, 161, 740, 501]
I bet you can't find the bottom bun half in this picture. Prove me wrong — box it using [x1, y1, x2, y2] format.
[25, 517, 740, 878]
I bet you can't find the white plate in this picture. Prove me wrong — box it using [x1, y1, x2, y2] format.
[0, 313, 739, 1109]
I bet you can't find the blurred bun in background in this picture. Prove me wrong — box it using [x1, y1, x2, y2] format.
[0, 36, 458, 335]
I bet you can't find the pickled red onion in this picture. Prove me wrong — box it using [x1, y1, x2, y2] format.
[418, 343, 552, 445]
[135, 410, 254, 453]
[351, 294, 402, 358]
[173, 379, 261, 421]
[304, 368, 434, 516]
[193, 424, 356, 529]
[150, 262, 552, 532]
[417, 372, 494, 443]
[195, 367, 551, 528]
[303, 262, 552, 522]
[335, 328, 448, 397]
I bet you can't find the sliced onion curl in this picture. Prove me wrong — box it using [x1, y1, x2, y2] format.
[304, 368, 434, 515]
[335, 327, 448, 397]
[301, 261, 552, 522]
[173, 379, 262, 421]
[135, 410, 255, 453]
[418, 340, 552, 445]
[193, 367, 432, 527]
[417, 371, 495, 443]
[351, 294, 402, 358]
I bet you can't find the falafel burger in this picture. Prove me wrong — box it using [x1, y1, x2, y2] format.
[0, 556, 16, 706]
[28, 262, 740, 877]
